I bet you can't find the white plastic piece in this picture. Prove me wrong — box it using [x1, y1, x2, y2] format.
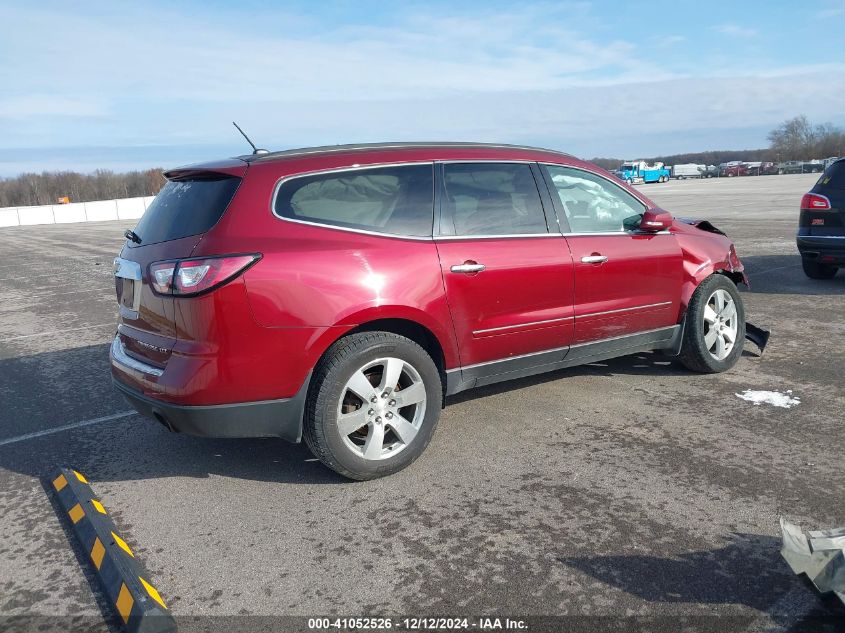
[780, 518, 845, 606]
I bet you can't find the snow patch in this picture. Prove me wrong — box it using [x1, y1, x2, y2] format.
[735, 389, 800, 408]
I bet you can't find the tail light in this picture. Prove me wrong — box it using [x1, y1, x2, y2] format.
[800, 193, 831, 210]
[150, 254, 260, 296]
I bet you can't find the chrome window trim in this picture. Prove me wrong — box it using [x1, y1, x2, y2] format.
[434, 231, 671, 242]
[799, 235, 845, 240]
[110, 336, 164, 378]
[565, 230, 672, 237]
[435, 233, 559, 241]
[438, 159, 535, 165]
[566, 231, 627, 237]
[270, 161, 436, 241]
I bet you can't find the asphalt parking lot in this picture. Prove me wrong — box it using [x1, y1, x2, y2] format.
[1, 173, 843, 632]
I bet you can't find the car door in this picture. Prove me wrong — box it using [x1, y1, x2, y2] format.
[540, 164, 683, 345]
[434, 162, 575, 369]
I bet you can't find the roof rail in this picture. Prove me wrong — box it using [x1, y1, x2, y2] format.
[239, 141, 574, 163]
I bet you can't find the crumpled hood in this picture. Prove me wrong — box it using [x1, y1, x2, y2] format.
[674, 217, 727, 236]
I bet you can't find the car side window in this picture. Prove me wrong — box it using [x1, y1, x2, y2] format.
[440, 163, 548, 236]
[274, 164, 434, 237]
[545, 165, 646, 233]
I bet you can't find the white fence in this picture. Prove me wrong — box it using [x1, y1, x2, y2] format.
[0, 196, 156, 228]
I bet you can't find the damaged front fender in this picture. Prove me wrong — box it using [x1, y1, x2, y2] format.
[672, 219, 749, 313]
[672, 218, 769, 354]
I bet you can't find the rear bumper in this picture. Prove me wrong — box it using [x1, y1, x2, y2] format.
[797, 235, 845, 264]
[112, 375, 310, 443]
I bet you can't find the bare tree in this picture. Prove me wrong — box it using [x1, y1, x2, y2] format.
[812, 122, 845, 158]
[0, 168, 166, 207]
[768, 115, 844, 160]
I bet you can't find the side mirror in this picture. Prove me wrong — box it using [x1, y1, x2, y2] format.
[639, 209, 673, 232]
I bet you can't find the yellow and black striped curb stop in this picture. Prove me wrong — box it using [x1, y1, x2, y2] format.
[50, 467, 177, 633]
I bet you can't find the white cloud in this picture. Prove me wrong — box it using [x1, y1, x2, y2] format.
[654, 35, 686, 47]
[0, 4, 647, 104]
[712, 23, 759, 38]
[816, 7, 844, 18]
[5, 69, 831, 164]
[1, 3, 844, 172]
[0, 95, 109, 119]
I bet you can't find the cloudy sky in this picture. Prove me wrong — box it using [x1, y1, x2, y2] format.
[1, 0, 844, 175]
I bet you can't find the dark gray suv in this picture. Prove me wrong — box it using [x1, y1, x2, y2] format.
[798, 158, 845, 279]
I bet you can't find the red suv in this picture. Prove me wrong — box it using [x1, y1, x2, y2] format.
[112, 142, 750, 480]
[719, 163, 748, 178]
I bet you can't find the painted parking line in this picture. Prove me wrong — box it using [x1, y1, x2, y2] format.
[0, 323, 115, 343]
[745, 263, 800, 277]
[0, 411, 135, 447]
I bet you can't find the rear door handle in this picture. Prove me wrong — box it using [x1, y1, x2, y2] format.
[581, 255, 608, 264]
[450, 262, 486, 274]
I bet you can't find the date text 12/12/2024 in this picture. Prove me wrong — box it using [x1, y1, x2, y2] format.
[307, 617, 528, 630]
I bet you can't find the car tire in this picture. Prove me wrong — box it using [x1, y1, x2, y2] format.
[678, 274, 746, 374]
[802, 258, 838, 279]
[303, 332, 442, 480]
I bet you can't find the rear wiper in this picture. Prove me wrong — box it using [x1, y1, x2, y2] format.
[124, 229, 142, 244]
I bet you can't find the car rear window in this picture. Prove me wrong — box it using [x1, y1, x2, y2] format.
[131, 175, 240, 245]
[817, 161, 845, 190]
[274, 164, 434, 237]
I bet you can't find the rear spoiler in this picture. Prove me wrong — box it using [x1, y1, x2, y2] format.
[164, 158, 248, 181]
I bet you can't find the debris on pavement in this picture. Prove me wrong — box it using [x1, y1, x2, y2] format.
[745, 322, 771, 355]
[780, 518, 845, 607]
[735, 389, 800, 408]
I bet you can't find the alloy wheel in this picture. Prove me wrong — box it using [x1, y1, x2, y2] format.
[336, 357, 427, 460]
[702, 289, 738, 360]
